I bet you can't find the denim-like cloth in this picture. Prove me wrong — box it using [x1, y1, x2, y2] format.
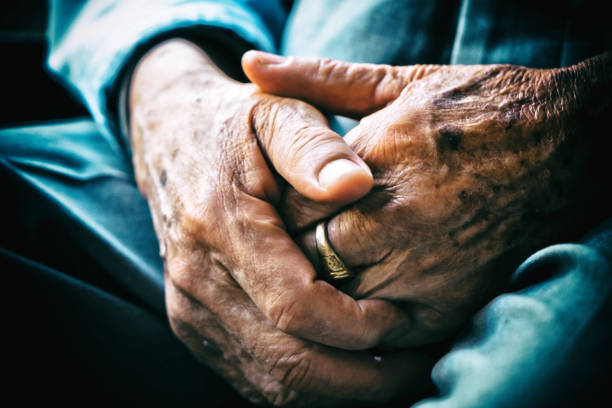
[47, 0, 286, 152]
[3, 0, 611, 406]
[283, 0, 612, 67]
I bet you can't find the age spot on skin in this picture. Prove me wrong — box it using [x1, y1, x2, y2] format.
[433, 92, 461, 109]
[438, 125, 463, 152]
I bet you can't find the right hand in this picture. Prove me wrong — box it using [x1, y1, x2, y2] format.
[129, 39, 432, 406]
[243, 51, 612, 350]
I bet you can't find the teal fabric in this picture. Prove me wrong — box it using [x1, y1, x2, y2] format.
[47, 0, 286, 152]
[415, 240, 612, 407]
[0, 120, 164, 313]
[2, 0, 610, 406]
[283, 0, 612, 67]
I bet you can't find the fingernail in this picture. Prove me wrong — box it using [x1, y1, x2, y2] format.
[318, 159, 366, 189]
[256, 51, 286, 65]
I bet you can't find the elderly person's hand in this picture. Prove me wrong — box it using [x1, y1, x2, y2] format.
[129, 39, 433, 406]
[243, 51, 612, 348]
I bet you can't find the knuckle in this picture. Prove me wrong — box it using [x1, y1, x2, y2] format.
[270, 349, 314, 391]
[165, 267, 197, 315]
[167, 262, 198, 294]
[166, 251, 215, 296]
[267, 293, 306, 334]
[265, 390, 299, 408]
[315, 57, 345, 84]
[370, 65, 396, 104]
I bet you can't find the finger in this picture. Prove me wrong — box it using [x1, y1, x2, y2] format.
[231, 194, 413, 349]
[175, 184, 411, 350]
[296, 209, 389, 275]
[173, 261, 433, 401]
[279, 185, 344, 233]
[242, 51, 438, 117]
[166, 276, 287, 406]
[252, 94, 373, 204]
[295, 204, 466, 349]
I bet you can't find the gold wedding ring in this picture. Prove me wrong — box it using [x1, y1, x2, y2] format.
[315, 221, 353, 282]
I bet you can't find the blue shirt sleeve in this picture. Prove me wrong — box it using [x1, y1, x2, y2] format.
[46, 0, 287, 152]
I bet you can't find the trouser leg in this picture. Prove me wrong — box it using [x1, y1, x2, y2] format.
[1, 119, 248, 405]
[4, 247, 234, 405]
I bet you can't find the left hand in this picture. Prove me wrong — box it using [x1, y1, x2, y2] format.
[243, 51, 612, 348]
[130, 40, 432, 406]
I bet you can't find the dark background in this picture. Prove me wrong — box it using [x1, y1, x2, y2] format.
[0, 0, 87, 127]
[2, 2, 609, 406]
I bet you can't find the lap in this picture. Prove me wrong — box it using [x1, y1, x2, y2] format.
[2, 119, 611, 406]
[1, 119, 246, 405]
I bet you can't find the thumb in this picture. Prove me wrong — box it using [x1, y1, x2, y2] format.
[242, 51, 431, 118]
[252, 95, 373, 204]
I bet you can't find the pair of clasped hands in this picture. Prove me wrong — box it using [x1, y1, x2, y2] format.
[129, 39, 602, 406]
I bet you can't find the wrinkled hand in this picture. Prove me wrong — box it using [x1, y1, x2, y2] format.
[244, 51, 612, 347]
[129, 39, 432, 406]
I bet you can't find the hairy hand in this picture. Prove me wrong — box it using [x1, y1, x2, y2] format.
[244, 51, 612, 348]
[130, 39, 432, 406]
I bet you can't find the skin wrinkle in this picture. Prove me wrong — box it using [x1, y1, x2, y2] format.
[252, 96, 282, 157]
[370, 65, 401, 113]
[270, 349, 314, 391]
[172, 279, 289, 405]
[346, 249, 406, 300]
[179, 257, 258, 354]
[130, 41, 344, 399]
[249, 99, 288, 205]
[265, 51, 612, 350]
[134, 39, 612, 404]
[288, 126, 337, 176]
